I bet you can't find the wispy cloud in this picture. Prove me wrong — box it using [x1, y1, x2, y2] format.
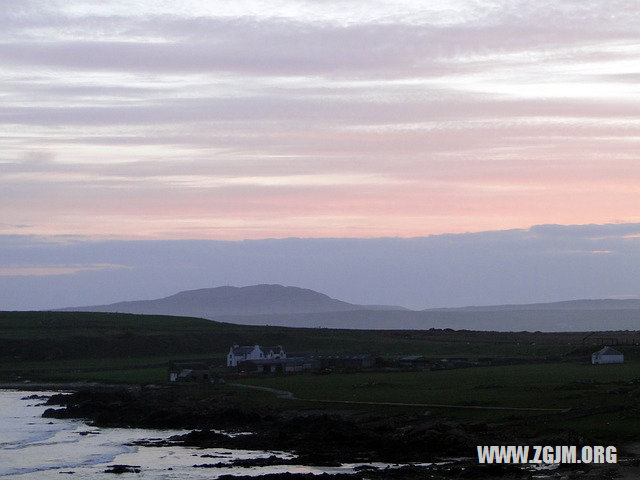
[1, 0, 639, 239]
[0, 263, 131, 277]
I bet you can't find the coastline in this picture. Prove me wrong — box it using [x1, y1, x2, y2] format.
[0, 381, 124, 390]
[26, 383, 639, 479]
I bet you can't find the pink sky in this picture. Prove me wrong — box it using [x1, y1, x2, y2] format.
[1, 0, 639, 240]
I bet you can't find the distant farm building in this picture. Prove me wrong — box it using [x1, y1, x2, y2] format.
[238, 357, 315, 374]
[231, 347, 378, 374]
[319, 354, 376, 371]
[227, 344, 286, 367]
[169, 362, 212, 382]
[592, 346, 624, 365]
[399, 355, 426, 367]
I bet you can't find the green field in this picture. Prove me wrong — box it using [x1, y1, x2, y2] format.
[233, 363, 640, 439]
[235, 362, 640, 408]
[1, 310, 607, 384]
[2, 311, 639, 441]
[0, 312, 640, 440]
[1, 310, 637, 386]
[1, 310, 617, 359]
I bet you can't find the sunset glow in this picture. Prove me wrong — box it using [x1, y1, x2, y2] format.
[2, 0, 639, 239]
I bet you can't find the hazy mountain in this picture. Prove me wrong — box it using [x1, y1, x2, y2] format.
[60, 285, 640, 331]
[60, 284, 407, 317]
[426, 298, 640, 312]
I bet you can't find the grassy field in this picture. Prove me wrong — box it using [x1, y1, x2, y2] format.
[2, 310, 627, 359]
[233, 362, 640, 439]
[2, 311, 639, 441]
[235, 362, 640, 409]
[1, 310, 638, 383]
[0, 355, 214, 383]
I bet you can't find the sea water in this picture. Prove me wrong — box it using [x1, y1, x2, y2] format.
[0, 389, 394, 479]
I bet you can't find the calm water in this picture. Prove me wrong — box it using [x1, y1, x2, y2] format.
[0, 389, 396, 479]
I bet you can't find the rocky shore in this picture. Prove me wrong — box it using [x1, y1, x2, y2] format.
[41, 386, 637, 479]
[42, 385, 490, 462]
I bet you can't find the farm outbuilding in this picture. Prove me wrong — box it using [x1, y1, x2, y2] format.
[238, 357, 316, 374]
[169, 362, 212, 382]
[591, 346, 624, 365]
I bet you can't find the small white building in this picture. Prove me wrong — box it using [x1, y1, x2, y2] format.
[591, 346, 624, 365]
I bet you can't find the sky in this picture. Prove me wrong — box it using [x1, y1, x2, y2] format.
[2, 223, 640, 310]
[2, 0, 639, 240]
[2, 1, 640, 310]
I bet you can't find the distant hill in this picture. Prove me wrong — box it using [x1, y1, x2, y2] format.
[60, 284, 407, 318]
[59, 286, 640, 332]
[426, 298, 640, 312]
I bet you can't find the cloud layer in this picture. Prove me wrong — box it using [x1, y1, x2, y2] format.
[1, 0, 639, 238]
[1, 223, 639, 310]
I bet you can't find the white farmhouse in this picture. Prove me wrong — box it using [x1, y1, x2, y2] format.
[227, 344, 286, 367]
[227, 345, 264, 367]
[591, 346, 624, 365]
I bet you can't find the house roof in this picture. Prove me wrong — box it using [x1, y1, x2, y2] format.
[593, 346, 623, 356]
[266, 345, 284, 353]
[283, 353, 373, 360]
[232, 346, 258, 355]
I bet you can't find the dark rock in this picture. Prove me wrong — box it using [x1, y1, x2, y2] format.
[42, 386, 485, 463]
[103, 464, 141, 474]
[21, 394, 49, 400]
